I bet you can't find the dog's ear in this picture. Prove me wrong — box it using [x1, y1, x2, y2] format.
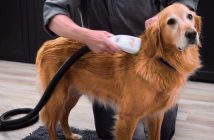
[141, 23, 160, 57]
[194, 15, 202, 47]
[195, 15, 202, 33]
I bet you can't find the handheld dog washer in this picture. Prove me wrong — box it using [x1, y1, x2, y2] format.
[110, 35, 141, 54]
[0, 35, 141, 131]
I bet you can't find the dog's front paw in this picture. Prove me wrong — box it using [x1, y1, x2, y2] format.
[71, 134, 82, 140]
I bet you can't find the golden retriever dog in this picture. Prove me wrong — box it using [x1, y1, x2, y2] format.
[36, 3, 201, 140]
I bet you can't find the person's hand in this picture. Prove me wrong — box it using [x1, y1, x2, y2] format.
[145, 14, 159, 29]
[83, 29, 121, 53]
[49, 15, 121, 53]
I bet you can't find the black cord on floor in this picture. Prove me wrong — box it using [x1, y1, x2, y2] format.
[0, 46, 90, 131]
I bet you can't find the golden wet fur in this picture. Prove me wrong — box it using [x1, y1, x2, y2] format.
[36, 4, 201, 140]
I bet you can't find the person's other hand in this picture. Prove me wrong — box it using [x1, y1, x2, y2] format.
[83, 29, 121, 53]
[145, 14, 159, 29]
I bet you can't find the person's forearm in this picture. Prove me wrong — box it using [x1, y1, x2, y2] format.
[172, 0, 199, 11]
[49, 14, 89, 43]
[49, 14, 120, 53]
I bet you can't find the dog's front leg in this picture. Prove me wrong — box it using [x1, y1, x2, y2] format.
[147, 114, 164, 140]
[115, 114, 139, 140]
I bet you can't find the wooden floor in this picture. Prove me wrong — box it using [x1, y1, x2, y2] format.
[0, 60, 214, 140]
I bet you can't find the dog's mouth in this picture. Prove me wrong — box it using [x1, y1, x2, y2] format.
[177, 47, 183, 51]
[188, 39, 197, 45]
[177, 39, 198, 51]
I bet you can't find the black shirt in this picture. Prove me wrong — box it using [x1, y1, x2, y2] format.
[43, 0, 199, 36]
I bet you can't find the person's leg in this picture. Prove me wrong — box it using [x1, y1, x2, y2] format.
[92, 101, 115, 139]
[133, 121, 146, 140]
[161, 105, 178, 140]
[93, 101, 178, 140]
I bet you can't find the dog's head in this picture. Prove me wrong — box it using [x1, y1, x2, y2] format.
[142, 3, 201, 57]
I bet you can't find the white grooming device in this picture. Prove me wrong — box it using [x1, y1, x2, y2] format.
[110, 35, 142, 54]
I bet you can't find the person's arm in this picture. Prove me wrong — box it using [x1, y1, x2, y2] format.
[161, 0, 199, 11]
[43, 0, 120, 53]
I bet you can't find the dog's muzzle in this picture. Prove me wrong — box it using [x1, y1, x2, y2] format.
[185, 30, 197, 44]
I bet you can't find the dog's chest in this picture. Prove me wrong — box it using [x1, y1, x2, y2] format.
[159, 89, 179, 112]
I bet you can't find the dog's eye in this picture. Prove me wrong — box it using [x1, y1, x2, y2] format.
[167, 18, 176, 25]
[187, 14, 193, 20]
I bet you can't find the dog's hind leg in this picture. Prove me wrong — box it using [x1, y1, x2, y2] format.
[40, 78, 69, 140]
[60, 88, 82, 140]
[40, 94, 64, 140]
[115, 114, 140, 140]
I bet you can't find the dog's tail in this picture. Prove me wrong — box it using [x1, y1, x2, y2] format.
[35, 37, 70, 127]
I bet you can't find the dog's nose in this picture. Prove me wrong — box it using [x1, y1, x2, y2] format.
[185, 30, 197, 43]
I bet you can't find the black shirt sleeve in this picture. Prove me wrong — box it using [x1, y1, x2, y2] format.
[160, 0, 199, 11]
[175, 0, 199, 11]
[43, 0, 80, 35]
